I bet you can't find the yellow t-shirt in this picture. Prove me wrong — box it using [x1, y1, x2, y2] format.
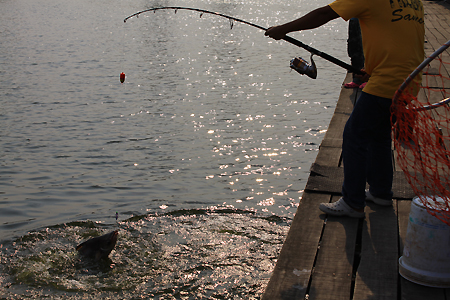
[329, 0, 425, 99]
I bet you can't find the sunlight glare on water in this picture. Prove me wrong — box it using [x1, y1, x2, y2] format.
[0, 0, 349, 297]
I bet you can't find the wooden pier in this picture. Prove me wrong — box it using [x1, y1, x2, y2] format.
[262, 1, 450, 299]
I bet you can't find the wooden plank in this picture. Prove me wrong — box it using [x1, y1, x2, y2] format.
[320, 113, 348, 148]
[334, 73, 358, 115]
[353, 201, 398, 299]
[320, 71, 359, 149]
[305, 164, 416, 199]
[262, 192, 330, 300]
[397, 200, 447, 300]
[308, 195, 358, 300]
[401, 277, 446, 300]
[334, 88, 357, 115]
[315, 146, 342, 167]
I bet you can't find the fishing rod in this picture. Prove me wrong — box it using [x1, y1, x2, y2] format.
[124, 7, 365, 79]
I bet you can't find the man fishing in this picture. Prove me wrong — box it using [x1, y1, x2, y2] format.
[265, 0, 425, 217]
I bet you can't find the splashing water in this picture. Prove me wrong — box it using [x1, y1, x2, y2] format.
[0, 208, 289, 299]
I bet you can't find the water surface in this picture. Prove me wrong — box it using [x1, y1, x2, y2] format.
[0, 0, 349, 297]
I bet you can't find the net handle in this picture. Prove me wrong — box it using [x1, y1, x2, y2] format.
[393, 40, 450, 104]
[414, 97, 450, 111]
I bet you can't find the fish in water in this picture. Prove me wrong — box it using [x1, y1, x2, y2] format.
[76, 230, 118, 260]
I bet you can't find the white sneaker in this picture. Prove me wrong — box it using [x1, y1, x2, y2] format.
[319, 198, 365, 218]
[365, 190, 392, 206]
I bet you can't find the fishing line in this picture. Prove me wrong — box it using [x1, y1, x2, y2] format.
[123, 6, 365, 78]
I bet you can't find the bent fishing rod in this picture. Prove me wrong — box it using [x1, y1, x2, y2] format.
[124, 7, 365, 78]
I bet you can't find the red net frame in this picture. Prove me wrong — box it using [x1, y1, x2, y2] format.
[392, 40, 450, 225]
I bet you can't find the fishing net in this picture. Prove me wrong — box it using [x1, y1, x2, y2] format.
[392, 40, 450, 225]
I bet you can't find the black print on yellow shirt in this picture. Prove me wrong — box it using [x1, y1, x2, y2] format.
[390, 0, 422, 10]
[391, 9, 424, 23]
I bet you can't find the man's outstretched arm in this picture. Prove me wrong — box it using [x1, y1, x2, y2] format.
[265, 6, 340, 40]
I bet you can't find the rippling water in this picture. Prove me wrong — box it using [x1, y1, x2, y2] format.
[0, 0, 349, 297]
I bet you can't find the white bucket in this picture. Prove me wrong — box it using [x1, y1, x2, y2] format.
[399, 196, 450, 287]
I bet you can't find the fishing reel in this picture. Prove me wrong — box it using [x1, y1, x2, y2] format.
[290, 54, 317, 79]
